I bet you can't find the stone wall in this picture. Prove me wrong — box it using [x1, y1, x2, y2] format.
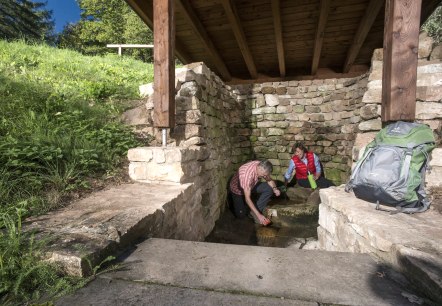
[358, 32, 442, 143]
[127, 63, 253, 238]
[232, 75, 369, 185]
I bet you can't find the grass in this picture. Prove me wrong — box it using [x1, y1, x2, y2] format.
[0, 39, 154, 304]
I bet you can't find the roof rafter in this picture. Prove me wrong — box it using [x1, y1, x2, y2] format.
[342, 0, 383, 73]
[125, 0, 192, 64]
[220, 0, 257, 79]
[176, 0, 231, 81]
[271, 0, 285, 77]
[311, 0, 330, 75]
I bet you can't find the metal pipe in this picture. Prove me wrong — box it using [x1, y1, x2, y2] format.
[162, 128, 167, 147]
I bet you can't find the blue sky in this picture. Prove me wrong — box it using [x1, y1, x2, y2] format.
[45, 0, 81, 33]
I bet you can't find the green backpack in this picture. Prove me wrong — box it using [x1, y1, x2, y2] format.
[345, 121, 435, 213]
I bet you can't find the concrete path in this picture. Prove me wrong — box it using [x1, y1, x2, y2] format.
[58, 238, 419, 306]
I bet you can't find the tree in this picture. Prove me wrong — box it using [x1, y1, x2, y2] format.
[58, 0, 153, 62]
[422, 4, 442, 43]
[0, 0, 54, 42]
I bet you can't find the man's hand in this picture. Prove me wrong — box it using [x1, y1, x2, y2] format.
[314, 173, 321, 180]
[273, 188, 281, 197]
[284, 179, 288, 187]
[258, 213, 271, 226]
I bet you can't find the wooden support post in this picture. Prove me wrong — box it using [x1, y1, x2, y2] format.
[153, 0, 175, 128]
[382, 0, 422, 122]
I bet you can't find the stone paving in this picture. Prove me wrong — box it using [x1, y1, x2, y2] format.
[57, 238, 420, 306]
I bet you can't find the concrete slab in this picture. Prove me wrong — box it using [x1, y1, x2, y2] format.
[99, 238, 417, 306]
[24, 183, 194, 276]
[57, 277, 315, 306]
[318, 186, 442, 304]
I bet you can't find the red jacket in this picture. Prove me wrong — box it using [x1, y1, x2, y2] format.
[292, 152, 316, 179]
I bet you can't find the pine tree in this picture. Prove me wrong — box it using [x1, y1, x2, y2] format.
[0, 0, 54, 42]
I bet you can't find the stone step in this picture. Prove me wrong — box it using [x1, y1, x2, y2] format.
[61, 238, 421, 306]
[23, 182, 204, 276]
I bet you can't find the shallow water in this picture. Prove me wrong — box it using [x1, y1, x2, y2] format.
[205, 197, 318, 248]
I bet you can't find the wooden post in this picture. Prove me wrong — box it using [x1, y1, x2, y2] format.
[153, 0, 175, 128]
[382, 0, 422, 122]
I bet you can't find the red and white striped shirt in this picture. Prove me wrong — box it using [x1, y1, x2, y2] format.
[230, 160, 269, 195]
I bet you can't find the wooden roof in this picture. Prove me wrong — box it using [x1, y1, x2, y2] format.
[126, 0, 440, 83]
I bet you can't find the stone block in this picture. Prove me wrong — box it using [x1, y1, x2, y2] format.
[265, 94, 279, 106]
[359, 104, 379, 120]
[430, 44, 442, 60]
[429, 148, 442, 167]
[416, 73, 442, 87]
[418, 31, 434, 59]
[358, 119, 381, 131]
[252, 106, 276, 115]
[256, 94, 266, 107]
[257, 121, 275, 128]
[261, 86, 275, 94]
[426, 167, 442, 188]
[267, 128, 285, 136]
[275, 121, 289, 128]
[122, 105, 149, 126]
[362, 89, 381, 104]
[309, 113, 325, 121]
[416, 102, 442, 119]
[129, 162, 183, 183]
[276, 87, 287, 94]
[139, 83, 154, 98]
[416, 85, 442, 102]
[128, 147, 153, 162]
[264, 114, 286, 121]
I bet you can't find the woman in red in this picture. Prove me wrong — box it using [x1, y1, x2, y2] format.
[284, 142, 334, 189]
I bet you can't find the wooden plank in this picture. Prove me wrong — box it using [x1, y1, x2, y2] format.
[311, 0, 331, 75]
[220, 0, 258, 79]
[271, 0, 286, 77]
[382, 0, 422, 122]
[176, 0, 232, 81]
[125, 0, 192, 64]
[153, 0, 175, 128]
[342, 0, 383, 73]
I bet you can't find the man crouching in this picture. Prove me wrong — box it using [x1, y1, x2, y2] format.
[229, 160, 280, 226]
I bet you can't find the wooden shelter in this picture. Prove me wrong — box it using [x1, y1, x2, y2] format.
[125, 0, 441, 127]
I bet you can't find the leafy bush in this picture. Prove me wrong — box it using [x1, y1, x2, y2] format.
[0, 40, 152, 213]
[422, 5, 442, 43]
[0, 40, 153, 304]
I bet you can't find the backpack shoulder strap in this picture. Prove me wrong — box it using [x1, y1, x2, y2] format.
[345, 147, 374, 192]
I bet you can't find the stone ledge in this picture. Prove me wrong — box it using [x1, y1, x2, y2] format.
[24, 183, 205, 277]
[318, 186, 442, 304]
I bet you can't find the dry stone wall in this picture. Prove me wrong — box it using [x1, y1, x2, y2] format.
[128, 63, 253, 238]
[232, 75, 369, 185]
[360, 33, 442, 141]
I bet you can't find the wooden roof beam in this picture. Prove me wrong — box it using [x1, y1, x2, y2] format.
[311, 0, 330, 76]
[221, 0, 258, 79]
[342, 0, 383, 73]
[125, 0, 192, 64]
[271, 0, 285, 77]
[176, 0, 231, 81]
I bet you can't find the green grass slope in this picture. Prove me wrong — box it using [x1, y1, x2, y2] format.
[0, 40, 153, 304]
